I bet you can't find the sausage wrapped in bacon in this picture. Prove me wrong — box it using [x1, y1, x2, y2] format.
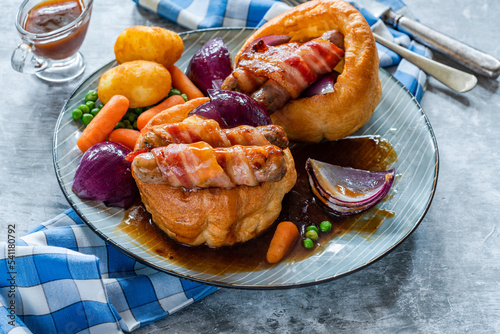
[131, 113, 297, 247]
[132, 142, 286, 188]
[228, 0, 382, 143]
[132, 115, 290, 189]
[222, 30, 345, 113]
[136, 115, 288, 150]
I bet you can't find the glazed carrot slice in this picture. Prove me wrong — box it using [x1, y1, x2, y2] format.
[77, 95, 129, 152]
[136, 94, 185, 130]
[266, 221, 299, 264]
[108, 128, 141, 150]
[167, 65, 205, 100]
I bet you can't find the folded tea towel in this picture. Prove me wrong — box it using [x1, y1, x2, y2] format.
[0, 210, 217, 333]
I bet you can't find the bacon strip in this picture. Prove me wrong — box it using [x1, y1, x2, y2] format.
[222, 30, 345, 112]
[143, 142, 286, 189]
[136, 115, 288, 150]
[222, 68, 267, 94]
[151, 142, 233, 188]
[237, 42, 317, 99]
[297, 38, 343, 76]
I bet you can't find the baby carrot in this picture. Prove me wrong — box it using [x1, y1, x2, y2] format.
[167, 65, 205, 100]
[136, 94, 185, 130]
[144, 97, 210, 130]
[108, 128, 141, 150]
[77, 95, 129, 152]
[266, 221, 299, 264]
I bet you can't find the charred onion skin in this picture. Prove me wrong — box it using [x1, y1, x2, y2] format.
[235, 0, 382, 143]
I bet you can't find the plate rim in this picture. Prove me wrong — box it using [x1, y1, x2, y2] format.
[52, 27, 439, 290]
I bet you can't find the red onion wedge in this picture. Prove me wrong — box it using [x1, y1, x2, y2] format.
[72, 142, 138, 209]
[187, 37, 233, 95]
[242, 35, 292, 55]
[301, 71, 340, 98]
[188, 100, 228, 128]
[210, 89, 272, 127]
[189, 89, 272, 128]
[306, 158, 395, 216]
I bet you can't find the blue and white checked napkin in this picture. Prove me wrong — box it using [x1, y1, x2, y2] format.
[0, 210, 217, 333]
[133, 0, 431, 101]
[1, 1, 431, 333]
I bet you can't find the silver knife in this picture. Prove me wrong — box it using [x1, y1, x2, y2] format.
[374, 33, 477, 93]
[355, 0, 500, 78]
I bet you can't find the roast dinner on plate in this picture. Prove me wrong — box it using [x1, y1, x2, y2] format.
[70, 0, 396, 265]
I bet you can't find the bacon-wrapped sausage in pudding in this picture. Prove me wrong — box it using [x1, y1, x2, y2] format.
[131, 102, 297, 247]
[222, 30, 345, 113]
[224, 0, 382, 143]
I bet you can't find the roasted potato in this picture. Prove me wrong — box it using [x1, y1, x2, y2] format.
[98, 60, 172, 108]
[114, 26, 184, 68]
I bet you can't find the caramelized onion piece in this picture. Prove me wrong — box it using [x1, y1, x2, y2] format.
[306, 158, 395, 216]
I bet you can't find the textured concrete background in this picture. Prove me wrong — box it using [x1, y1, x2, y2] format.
[1, 0, 499, 333]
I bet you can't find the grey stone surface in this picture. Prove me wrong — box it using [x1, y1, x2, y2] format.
[1, 0, 499, 333]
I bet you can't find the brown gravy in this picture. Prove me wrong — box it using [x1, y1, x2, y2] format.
[118, 136, 397, 274]
[24, 0, 89, 60]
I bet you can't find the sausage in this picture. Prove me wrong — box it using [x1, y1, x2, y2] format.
[321, 30, 344, 51]
[132, 143, 287, 188]
[257, 124, 289, 150]
[131, 152, 164, 184]
[136, 115, 289, 150]
[221, 68, 267, 94]
[230, 30, 345, 113]
[251, 80, 292, 114]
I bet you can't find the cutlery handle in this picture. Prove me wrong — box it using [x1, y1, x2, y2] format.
[385, 12, 500, 79]
[374, 33, 477, 93]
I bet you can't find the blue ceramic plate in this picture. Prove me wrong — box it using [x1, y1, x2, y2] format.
[53, 28, 438, 289]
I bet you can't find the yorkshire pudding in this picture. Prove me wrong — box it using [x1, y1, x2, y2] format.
[132, 98, 297, 247]
[234, 0, 382, 142]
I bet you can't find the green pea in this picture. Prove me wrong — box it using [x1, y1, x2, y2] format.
[319, 220, 333, 233]
[169, 88, 181, 96]
[306, 225, 319, 233]
[304, 230, 318, 241]
[85, 90, 98, 102]
[78, 104, 90, 114]
[72, 109, 83, 120]
[133, 120, 138, 129]
[90, 108, 100, 116]
[303, 238, 314, 249]
[86, 101, 95, 110]
[123, 120, 131, 127]
[181, 93, 188, 102]
[127, 113, 137, 122]
[131, 107, 143, 114]
[115, 121, 125, 129]
[82, 113, 94, 125]
[98, 104, 104, 110]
